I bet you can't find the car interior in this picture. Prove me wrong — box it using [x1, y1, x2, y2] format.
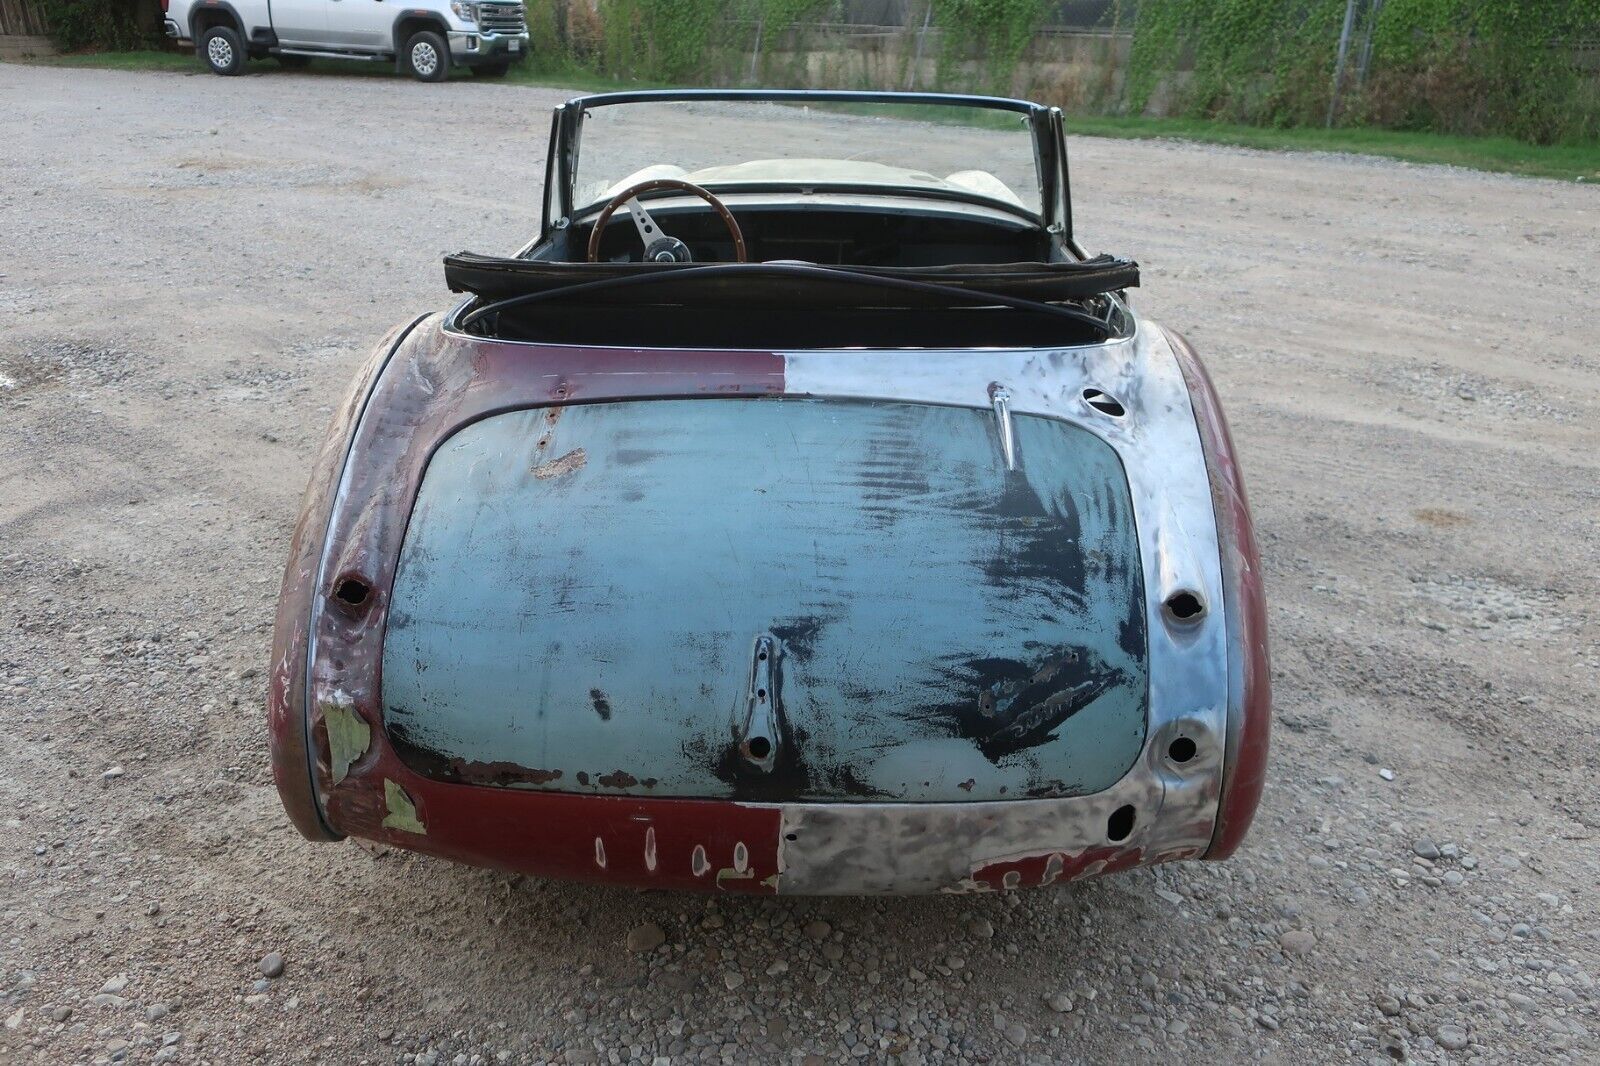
[448, 200, 1137, 350]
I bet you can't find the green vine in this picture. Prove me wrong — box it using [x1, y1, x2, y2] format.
[1126, 0, 1600, 143]
[49, 0, 1593, 146]
[594, 0, 725, 81]
[742, 0, 833, 84]
[931, 0, 1050, 91]
[1366, 0, 1600, 143]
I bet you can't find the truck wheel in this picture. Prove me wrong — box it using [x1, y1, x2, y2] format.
[404, 31, 449, 82]
[200, 26, 247, 76]
[471, 62, 510, 78]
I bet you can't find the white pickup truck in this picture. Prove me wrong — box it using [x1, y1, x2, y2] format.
[162, 0, 529, 81]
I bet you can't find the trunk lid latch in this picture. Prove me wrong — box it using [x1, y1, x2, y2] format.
[740, 634, 782, 772]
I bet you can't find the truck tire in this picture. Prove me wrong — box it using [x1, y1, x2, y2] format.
[200, 26, 248, 76]
[403, 30, 449, 82]
[471, 62, 510, 78]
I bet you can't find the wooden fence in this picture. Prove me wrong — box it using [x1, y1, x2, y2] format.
[0, 0, 49, 36]
[0, 0, 53, 58]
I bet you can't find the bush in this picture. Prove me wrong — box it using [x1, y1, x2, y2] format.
[42, 0, 162, 52]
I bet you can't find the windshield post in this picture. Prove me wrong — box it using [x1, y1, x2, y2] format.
[1030, 104, 1057, 236]
[1050, 107, 1072, 242]
[541, 103, 566, 240]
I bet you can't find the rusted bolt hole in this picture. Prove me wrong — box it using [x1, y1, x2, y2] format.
[756, 688, 767, 701]
[1163, 590, 1206, 623]
[785, 832, 798, 842]
[1082, 388, 1126, 418]
[1107, 804, 1136, 842]
[746, 736, 772, 760]
[334, 577, 370, 607]
[758, 651, 768, 662]
[1167, 736, 1198, 764]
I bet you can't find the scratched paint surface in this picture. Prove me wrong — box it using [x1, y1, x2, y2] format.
[382, 398, 1147, 802]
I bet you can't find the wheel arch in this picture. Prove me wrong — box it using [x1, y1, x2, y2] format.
[393, 11, 452, 54]
[189, 0, 245, 40]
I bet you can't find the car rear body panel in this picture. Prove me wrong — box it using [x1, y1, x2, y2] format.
[268, 312, 1263, 893]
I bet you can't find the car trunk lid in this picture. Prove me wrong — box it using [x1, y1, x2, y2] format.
[382, 396, 1148, 803]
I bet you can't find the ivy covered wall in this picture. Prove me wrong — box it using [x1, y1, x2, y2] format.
[521, 0, 1598, 143]
[35, 0, 1599, 144]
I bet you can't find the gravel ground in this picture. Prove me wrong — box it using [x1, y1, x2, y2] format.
[1, 63, 1598, 1066]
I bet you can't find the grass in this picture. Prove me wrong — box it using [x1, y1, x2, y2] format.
[13, 50, 1599, 181]
[1064, 114, 1600, 182]
[20, 49, 195, 72]
[10, 47, 648, 88]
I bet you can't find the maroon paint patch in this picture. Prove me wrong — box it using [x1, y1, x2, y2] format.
[970, 846, 1145, 890]
[1165, 328, 1271, 861]
[328, 750, 783, 892]
[269, 312, 787, 886]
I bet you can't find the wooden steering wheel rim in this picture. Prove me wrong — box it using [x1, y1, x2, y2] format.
[585, 178, 747, 264]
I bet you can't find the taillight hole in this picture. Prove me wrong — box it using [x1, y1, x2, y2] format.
[334, 577, 370, 607]
[1107, 804, 1137, 842]
[746, 736, 772, 760]
[1167, 736, 1197, 764]
[1083, 388, 1126, 418]
[1163, 590, 1205, 623]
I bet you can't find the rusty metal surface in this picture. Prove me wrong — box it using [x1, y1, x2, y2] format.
[268, 308, 1258, 892]
[267, 314, 424, 841]
[297, 320, 787, 850]
[381, 398, 1149, 803]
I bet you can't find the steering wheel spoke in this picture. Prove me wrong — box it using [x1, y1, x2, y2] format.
[623, 197, 665, 247]
[586, 179, 747, 265]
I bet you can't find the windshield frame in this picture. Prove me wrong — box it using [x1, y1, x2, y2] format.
[540, 89, 1071, 244]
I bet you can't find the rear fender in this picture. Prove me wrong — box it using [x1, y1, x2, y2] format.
[267, 315, 426, 841]
[1164, 328, 1271, 859]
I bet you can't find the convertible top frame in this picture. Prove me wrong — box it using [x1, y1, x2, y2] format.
[538, 89, 1073, 245]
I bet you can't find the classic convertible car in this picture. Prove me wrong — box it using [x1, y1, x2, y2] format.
[269, 90, 1269, 894]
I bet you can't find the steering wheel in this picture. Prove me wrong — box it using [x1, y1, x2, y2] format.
[585, 178, 747, 265]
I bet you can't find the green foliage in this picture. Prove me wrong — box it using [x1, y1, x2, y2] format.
[1126, 0, 1600, 144]
[594, 0, 725, 81]
[1126, 0, 1349, 122]
[931, 0, 1050, 90]
[41, 0, 160, 52]
[41, 0, 1597, 145]
[1364, 0, 1600, 143]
